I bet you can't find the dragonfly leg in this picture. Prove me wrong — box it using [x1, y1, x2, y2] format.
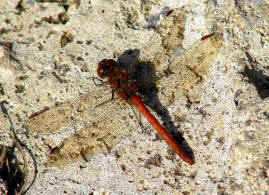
[94, 94, 120, 109]
[88, 76, 108, 87]
[128, 103, 147, 133]
[111, 89, 115, 100]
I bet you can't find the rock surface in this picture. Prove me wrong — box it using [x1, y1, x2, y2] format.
[0, 0, 268, 194]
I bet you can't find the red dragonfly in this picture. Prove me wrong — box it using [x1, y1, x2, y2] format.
[26, 8, 223, 166]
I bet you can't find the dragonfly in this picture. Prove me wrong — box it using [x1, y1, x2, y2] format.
[26, 7, 223, 166]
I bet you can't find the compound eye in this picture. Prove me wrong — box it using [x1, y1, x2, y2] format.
[97, 59, 108, 78]
[97, 59, 116, 78]
[97, 68, 105, 78]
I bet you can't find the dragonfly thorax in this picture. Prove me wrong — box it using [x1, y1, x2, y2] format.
[97, 59, 139, 100]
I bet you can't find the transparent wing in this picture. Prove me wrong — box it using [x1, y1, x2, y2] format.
[158, 33, 224, 107]
[26, 86, 138, 166]
[27, 86, 112, 133]
[137, 7, 187, 72]
[169, 32, 224, 77]
[138, 7, 223, 77]
[136, 7, 223, 107]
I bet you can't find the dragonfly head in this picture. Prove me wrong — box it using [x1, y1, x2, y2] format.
[97, 59, 117, 79]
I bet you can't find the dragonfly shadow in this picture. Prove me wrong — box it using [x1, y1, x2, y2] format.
[241, 66, 269, 99]
[117, 49, 195, 163]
